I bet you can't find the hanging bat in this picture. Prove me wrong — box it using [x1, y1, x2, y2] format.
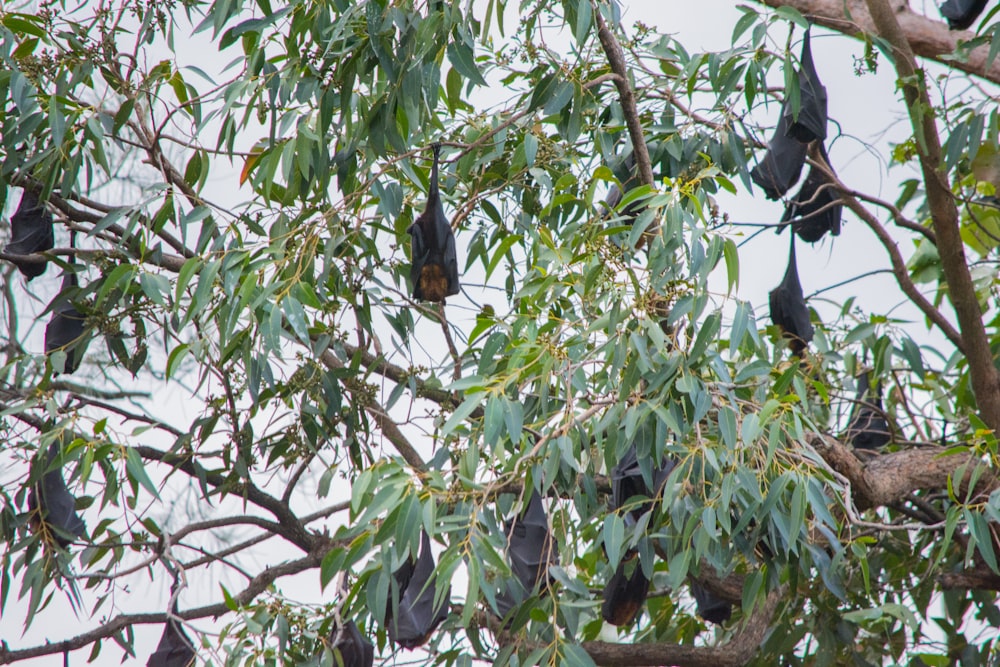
[939, 0, 989, 29]
[330, 620, 374, 667]
[768, 235, 813, 356]
[780, 144, 842, 243]
[690, 581, 732, 625]
[495, 490, 558, 620]
[387, 530, 450, 649]
[4, 190, 54, 280]
[148, 602, 197, 667]
[601, 548, 650, 627]
[407, 144, 459, 302]
[610, 443, 676, 522]
[782, 32, 828, 143]
[604, 151, 641, 223]
[45, 255, 87, 375]
[28, 442, 86, 548]
[750, 111, 808, 200]
[845, 371, 892, 450]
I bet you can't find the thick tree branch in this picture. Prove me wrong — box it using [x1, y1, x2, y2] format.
[751, 0, 1000, 86]
[807, 433, 996, 511]
[592, 3, 653, 190]
[863, 0, 1000, 433]
[575, 588, 782, 666]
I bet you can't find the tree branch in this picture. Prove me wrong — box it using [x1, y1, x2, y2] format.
[576, 588, 782, 666]
[750, 0, 1000, 86]
[863, 0, 1000, 433]
[806, 432, 996, 511]
[0, 549, 328, 664]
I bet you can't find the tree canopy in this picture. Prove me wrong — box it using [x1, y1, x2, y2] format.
[1, 0, 999, 665]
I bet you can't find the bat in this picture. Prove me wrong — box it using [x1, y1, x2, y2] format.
[939, 0, 989, 29]
[604, 151, 640, 223]
[690, 581, 732, 625]
[45, 255, 87, 375]
[386, 530, 450, 649]
[750, 110, 808, 200]
[495, 490, 558, 620]
[148, 602, 197, 667]
[845, 371, 892, 450]
[4, 190, 54, 280]
[780, 144, 842, 243]
[407, 144, 459, 302]
[601, 548, 650, 626]
[330, 620, 374, 667]
[782, 32, 828, 143]
[599, 446, 675, 625]
[768, 235, 813, 356]
[610, 443, 676, 522]
[28, 442, 86, 548]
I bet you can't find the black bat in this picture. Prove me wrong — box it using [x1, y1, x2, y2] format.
[768, 235, 813, 356]
[750, 110, 808, 200]
[407, 144, 459, 302]
[329, 620, 374, 667]
[495, 490, 558, 620]
[28, 442, 86, 548]
[601, 548, 650, 627]
[690, 581, 732, 625]
[148, 604, 197, 667]
[939, 0, 989, 29]
[782, 32, 828, 143]
[779, 144, 842, 243]
[4, 190, 54, 280]
[604, 151, 641, 223]
[845, 371, 892, 450]
[387, 530, 450, 649]
[45, 255, 87, 375]
[610, 443, 676, 522]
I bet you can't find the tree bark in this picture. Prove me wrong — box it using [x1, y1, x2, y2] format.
[750, 0, 1000, 86]
[860, 0, 1000, 434]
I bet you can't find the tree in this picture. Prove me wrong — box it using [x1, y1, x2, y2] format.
[0, 0, 998, 665]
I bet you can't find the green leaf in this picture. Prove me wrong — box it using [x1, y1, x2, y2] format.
[125, 447, 161, 500]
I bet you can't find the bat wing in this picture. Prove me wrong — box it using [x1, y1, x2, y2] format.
[331, 620, 374, 667]
[28, 443, 86, 548]
[611, 444, 676, 522]
[601, 549, 650, 626]
[781, 148, 842, 243]
[690, 581, 732, 625]
[45, 267, 88, 375]
[388, 531, 450, 649]
[506, 491, 557, 594]
[147, 619, 196, 667]
[751, 111, 808, 200]
[939, 0, 989, 29]
[768, 237, 813, 355]
[407, 221, 429, 300]
[783, 32, 828, 143]
[436, 204, 460, 297]
[5, 190, 54, 280]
